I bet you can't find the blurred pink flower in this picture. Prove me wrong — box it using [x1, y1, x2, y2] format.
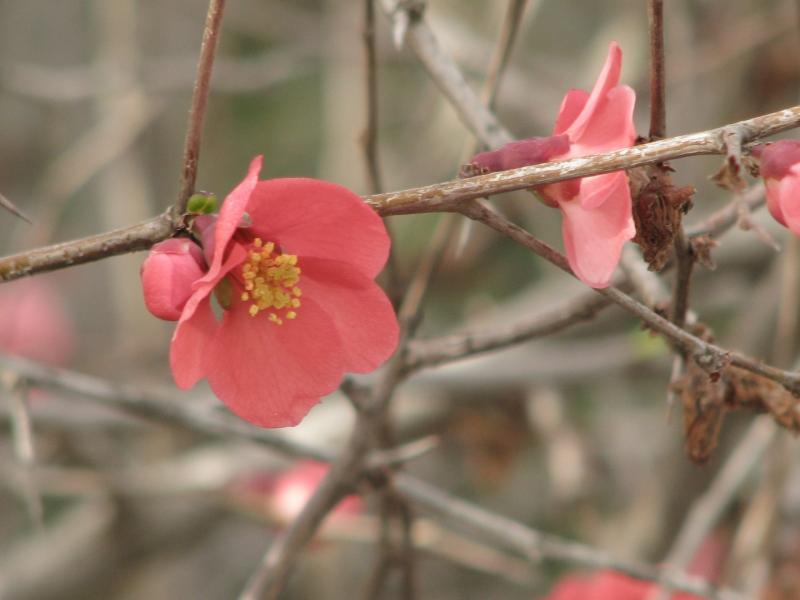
[470, 42, 636, 288]
[140, 156, 399, 428]
[0, 278, 76, 365]
[752, 139, 800, 236]
[542, 534, 726, 600]
[543, 570, 707, 600]
[269, 460, 361, 522]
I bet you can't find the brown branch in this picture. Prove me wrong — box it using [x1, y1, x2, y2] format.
[651, 417, 776, 600]
[0, 105, 795, 284]
[367, 105, 800, 216]
[0, 353, 745, 600]
[0, 355, 332, 462]
[405, 290, 616, 372]
[361, 0, 383, 195]
[377, 0, 513, 148]
[238, 419, 371, 600]
[393, 474, 745, 600]
[670, 229, 694, 329]
[460, 200, 800, 396]
[174, 0, 227, 218]
[648, 0, 666, 139]
[0, 214, 173, 283]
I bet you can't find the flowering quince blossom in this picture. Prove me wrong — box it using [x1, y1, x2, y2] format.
[752, 139, 800, 236]
[542, 570, 705, 600]
[141, 156, 399, 427]
[0, 278, 76, 365]
[268, 460, 361, 522]
[469, 42, 636, 288]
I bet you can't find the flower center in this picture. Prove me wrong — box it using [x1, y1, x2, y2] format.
[240, 237, 302, 325]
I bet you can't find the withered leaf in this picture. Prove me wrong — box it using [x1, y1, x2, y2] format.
[631, 164, 695, 271]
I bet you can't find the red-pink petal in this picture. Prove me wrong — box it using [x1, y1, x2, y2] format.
[563, 42, 623, 143]
[141, 239, 206, 321]
[553, 89, 590, 136]
[771, 166, 800, 236]
[569, 85, 636, 156]
[470, 135, 570, 172]
[204, 297, 346, 428]
[300, 257, 399, 373]
[169, 295, 219, 389]
[765, 177, 788, 226]
[559, 172, 635, 288]
[245, 178, 390, 279]
[203, 156, 263, 285]
[755, 139, 800, 180]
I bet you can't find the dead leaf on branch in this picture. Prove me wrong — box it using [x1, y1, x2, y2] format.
[630, 163, 695, 271]
[676, 358, 726, 464]
[675, 324, 800, 464]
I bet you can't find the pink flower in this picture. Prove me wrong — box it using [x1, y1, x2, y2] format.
[543, 571, 704, 600]
[470, 42, 636, 288]
[269, 461, 361, 522]
[752, 139, 800, 235]
[0, 278, 76, 365]
[141, 156, 399, 428]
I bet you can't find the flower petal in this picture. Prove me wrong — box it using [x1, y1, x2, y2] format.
[170, 295, 219, 389]
[569, 85, 636, 156]
[562, 41, 623, 142]
[553, 89, 589, 136]
[765, 177, 788, 227]
[771, 166, 800, 236]
[246, 178, 390, 278]
[202, 155, 263, 285]
[300, 257, 399, 373]
[204, 297, 346, 428]
[141, 239, 206, 321]
[471, 135, 570, 172]
[559, 171, 635, 288]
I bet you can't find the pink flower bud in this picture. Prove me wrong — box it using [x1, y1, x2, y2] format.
[752, 140, 800, 233]
[140, 238, 206, 321]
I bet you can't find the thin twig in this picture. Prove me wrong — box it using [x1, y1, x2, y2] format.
[648, 0, 666, 140]
[0, 353, 746, 600]
[377, 0, 513, 148]
[361, 0, 383, 196]
[393, 474, 746, 600]
[174, 0, 227, 218]
[0, 105, 796, 284]
[460, 200, 800, 396]
[649, 417, 777, 600]
[405, 290, 617, 372]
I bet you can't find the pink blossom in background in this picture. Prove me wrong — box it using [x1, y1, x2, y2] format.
[752, 139, 800, 236]
[269, 461, 361, 522]
[0, 278, 76, 365]
[542, 533, 726, 600]
[469, 42, 636, 288]
[140, 156, 399, 428]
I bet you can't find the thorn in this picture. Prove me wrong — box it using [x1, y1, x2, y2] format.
[0, 192, 32, 224]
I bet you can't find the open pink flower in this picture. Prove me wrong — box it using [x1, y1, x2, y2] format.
[752, 139, 800, 236]
[0, 278, 76, 365]
[141, 156, 399, 428]
[470, 42, 636, 288]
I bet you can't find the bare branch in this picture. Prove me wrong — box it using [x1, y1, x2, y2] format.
[393, 474, 746, 600]
[174, 0, 227, 218]
[377, 0, 513, 148]
[648, 0, 666, 139]
[460, 200, 800, 396]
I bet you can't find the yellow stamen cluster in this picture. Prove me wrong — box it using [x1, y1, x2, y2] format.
[240, 237, 302, 325]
